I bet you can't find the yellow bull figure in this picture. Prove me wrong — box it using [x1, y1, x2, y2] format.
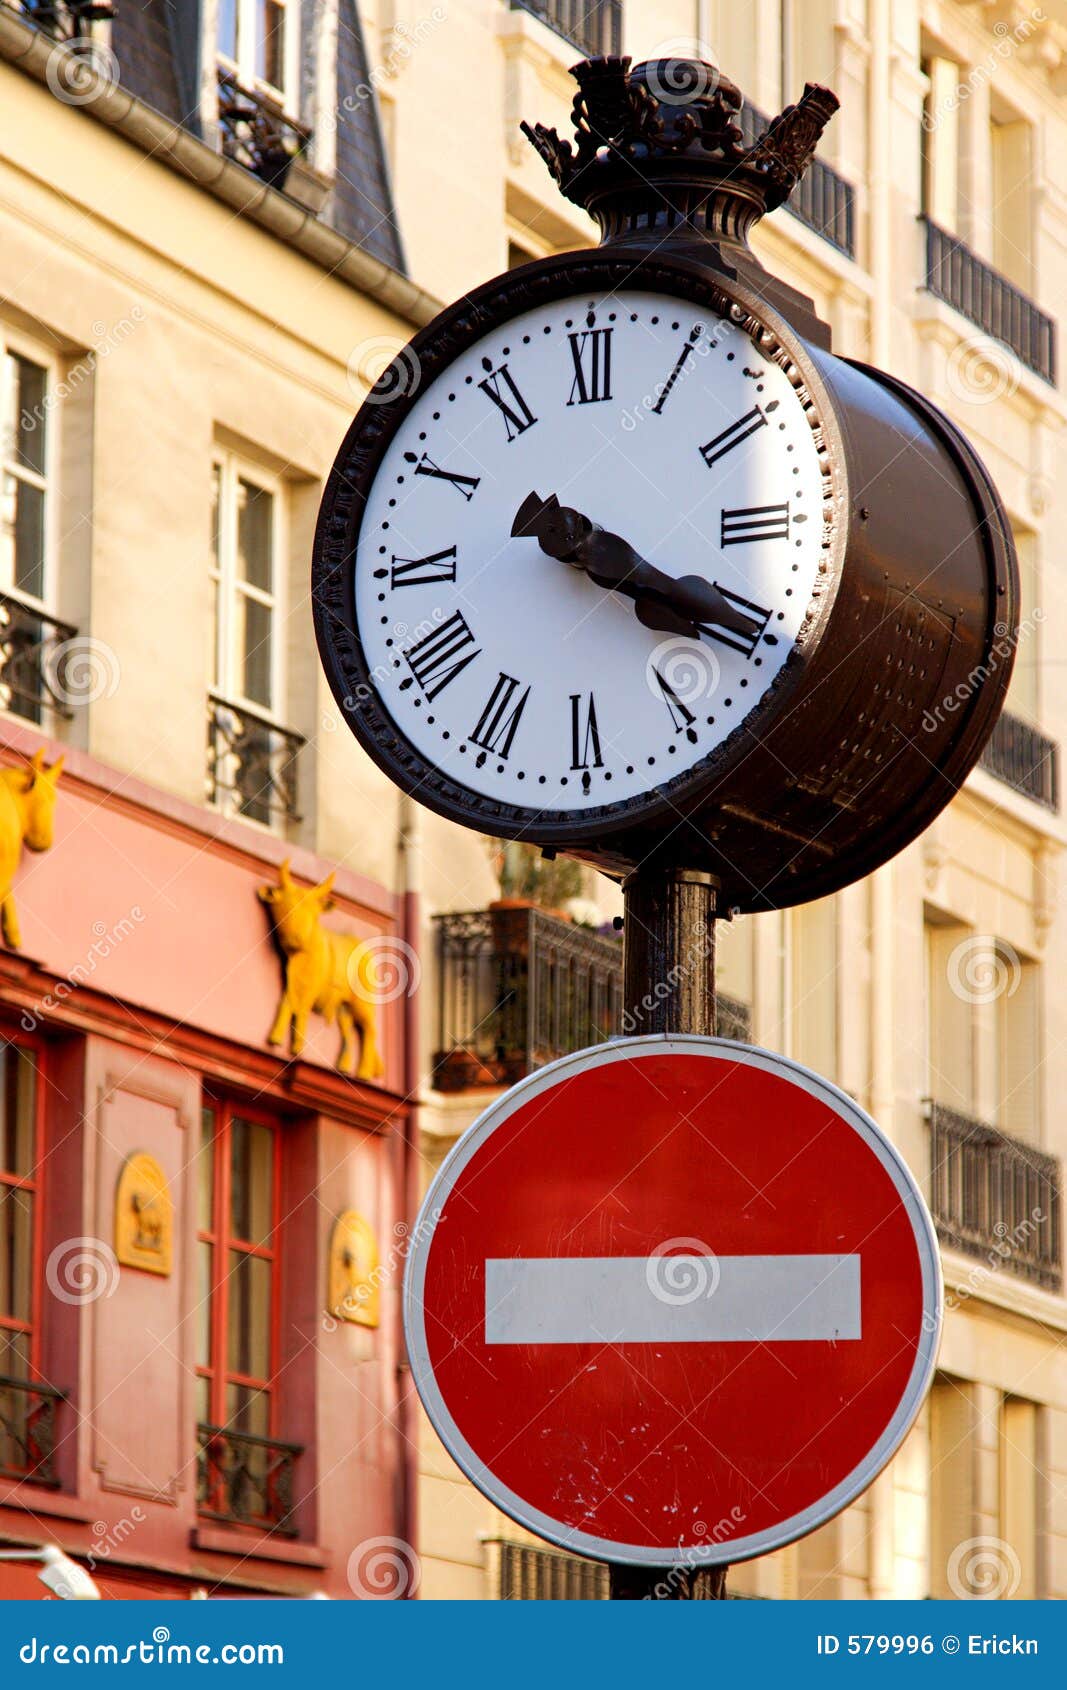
[258, 859, 384, 1081]
[0, 748, 64, 950]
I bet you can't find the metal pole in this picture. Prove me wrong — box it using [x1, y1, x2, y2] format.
[608, 862, 728, 1600]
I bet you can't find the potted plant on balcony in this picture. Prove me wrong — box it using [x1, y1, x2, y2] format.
[487, 841, 586, 946]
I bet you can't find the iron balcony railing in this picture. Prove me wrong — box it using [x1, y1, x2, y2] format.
[493, 1539, 610, 1600]
[197, 1424, 303, 1536]
[928, 1102, 1062, 1293]
[739, 102, 856, 259]
[0, 592, 77, 726]
[206, 694, 304, 827]
[922, 216, 1056, 385]
[979, 710, 1059, 811]
[216, 69, 312, 191]
[508, 0, 621, 58]
[0, 1374, 63, 1487]
[19, 0, 115, 44]
[434, 906, 751, 1091]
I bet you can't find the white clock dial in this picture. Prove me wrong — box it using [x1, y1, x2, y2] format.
[352, 287, 828, 814]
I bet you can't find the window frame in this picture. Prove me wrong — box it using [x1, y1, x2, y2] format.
[0, 330, 58, 614]
[0, 1031, 47, 1387]
[210, 448, 287, 725]
[216, 0, 302, 115]
[196, 1094, 283, 1443]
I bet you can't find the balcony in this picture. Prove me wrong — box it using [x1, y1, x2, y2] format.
[0, 1374, 63, 1487]
[19, 0, 115, 44]
[216, 69, 311, 191]
[434, 906, 751, 1092]
[493, 1539, 610, 1600]
[921, 217, 1056, 385]
[979, 710, 1059, 811]
[197, 1424, 302, 1536]
[206, 694, 304, 828]
[929, 1102, 1062, 1292]
[508, 0, 621, 58]
[0, 593, 77, 726]
[738, 103, 856, 260]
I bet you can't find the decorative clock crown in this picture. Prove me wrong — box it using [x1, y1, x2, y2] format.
[521, 56, 839, 249]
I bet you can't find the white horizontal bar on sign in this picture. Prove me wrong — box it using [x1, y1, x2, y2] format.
[484, 1254, 861, 1345]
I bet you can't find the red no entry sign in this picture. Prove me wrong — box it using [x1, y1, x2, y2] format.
[404, 1037, 941, 1566]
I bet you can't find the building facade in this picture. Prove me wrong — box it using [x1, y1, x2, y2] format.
[0, 0, 1065, 1604]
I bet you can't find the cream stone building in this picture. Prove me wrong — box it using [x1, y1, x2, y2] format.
[0, 0, 1064, 1604]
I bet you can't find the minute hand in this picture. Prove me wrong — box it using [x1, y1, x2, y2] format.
[511, 490, 760, 643]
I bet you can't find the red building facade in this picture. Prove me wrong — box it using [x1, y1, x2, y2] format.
[0, 715, 416, 1599]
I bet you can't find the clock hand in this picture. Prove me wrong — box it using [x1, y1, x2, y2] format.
[512, 491, 762, 646]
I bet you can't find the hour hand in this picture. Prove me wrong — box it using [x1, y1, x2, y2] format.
[511, 491, 592, 561]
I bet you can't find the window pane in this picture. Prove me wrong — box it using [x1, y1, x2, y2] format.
[227, 1250, 272, 1380]
[210, 467, 222, 690]
[236, 478, 272, 592]
[0, 1185, 33, 1324]
[197, 1240, 213, 1370]
[198, 1108, 215, 1234]
[229, 1117, 273, 1244]
[3, 355, 46, 478]
[0, 1045, 36, 1178]
[237, 592, 273, 708]
[225, 1380, 270, 1439]
[0, 1326, 30, 1380]
[1, 472, 45, 601]
[217, 0, 238, 59]
[196, 1373, 211, 1424]
[257, 0, 286, 92]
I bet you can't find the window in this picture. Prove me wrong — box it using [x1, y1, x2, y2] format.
[929, 1374, 976, 1597]
[1000, 1396, 1039, 1597]
[924, 913, 974, 1114]
[791, 897, 837, 1078]
[197, 1099, 299, 1531]
[217, 0, 299, 108]
[922, 54, 961, 234]
[0, 346, 49, 606]
[990, 96, 1032, 292]
[992, 946, 1040, 1142]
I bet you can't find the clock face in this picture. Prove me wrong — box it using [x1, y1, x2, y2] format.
[339, 276, 833, 829]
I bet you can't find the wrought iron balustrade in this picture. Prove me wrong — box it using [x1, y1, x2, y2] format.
[19, 0, 115, 43]
[738, 102, 856, 259]
[206, 694, 303, 827]
[928, 1102, 1062, 1292]
[979, 710, 1059, 811]
[0, 1374, 63, 1486]
[494, 1538, 610, 1600]
[196, 1424, 302, 1535]
[434, 906, 751, 1091]
[922, 216, 1056, 385]
[508, 0, 621, 58]
[0, 592, 77, 725]
[216, 69, 312, 191]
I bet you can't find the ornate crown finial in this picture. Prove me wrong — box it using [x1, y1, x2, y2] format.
[520, 55, 839, 249]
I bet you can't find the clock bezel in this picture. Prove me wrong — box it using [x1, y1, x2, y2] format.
[313, 250, 849, 850]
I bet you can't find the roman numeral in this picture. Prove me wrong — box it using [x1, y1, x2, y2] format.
[567, 327, 613, 405]
[404, 451, 480, 501]
[478, 359, 537, 441]
[720, 503, 790, 546]
[652, 669, 698, 743]
[470, 673, 529, 764]
[699, 407, 767, 468]
[379, 546, 457, 589]
[570, 693, 604, 787]
[700, 585, 773, 658]
[400, 611, 480, 700]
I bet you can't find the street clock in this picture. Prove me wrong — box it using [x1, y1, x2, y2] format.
[314, 57, 1017, 912]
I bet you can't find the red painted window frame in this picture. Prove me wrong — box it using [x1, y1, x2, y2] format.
[0, 1030, 46, 1382]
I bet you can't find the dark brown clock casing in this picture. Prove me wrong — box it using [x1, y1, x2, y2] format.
[313, 56, 1017, 912]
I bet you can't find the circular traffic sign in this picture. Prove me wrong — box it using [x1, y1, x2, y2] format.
[404, 1036, 942, 1567]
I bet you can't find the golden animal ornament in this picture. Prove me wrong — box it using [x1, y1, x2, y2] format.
[114, 1152, 173, 1276]
[0, 748, 63, 950]
[258, 859, 385, 1081]
[327, 1211, 381, 1328]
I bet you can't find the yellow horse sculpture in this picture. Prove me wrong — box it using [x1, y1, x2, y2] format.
[0, 749, 63, 950]
[258, 859, 384, 1081]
